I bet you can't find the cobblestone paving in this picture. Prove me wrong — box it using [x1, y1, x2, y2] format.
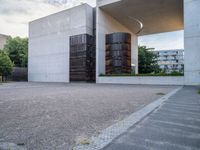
[0, 82, 177, 150]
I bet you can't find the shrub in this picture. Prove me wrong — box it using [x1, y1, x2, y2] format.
[3, 37, 28, 67]
[0, 50, 13, 81]
[99, 72, 184, 77]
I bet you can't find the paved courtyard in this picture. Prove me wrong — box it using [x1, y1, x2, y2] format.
[0, 82, 177, 150]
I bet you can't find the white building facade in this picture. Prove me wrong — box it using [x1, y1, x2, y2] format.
[154, 49, 184, 73]
[0, 34, 9, 49]
[29, 0, 200, 85]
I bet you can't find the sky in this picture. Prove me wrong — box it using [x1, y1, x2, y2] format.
[0, 0, 183, 50]
[139, 30, 184, 50]
[0, 0, 96, 37]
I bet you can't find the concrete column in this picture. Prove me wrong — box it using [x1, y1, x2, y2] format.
[184, 0, 200, 85]
[131, 33, 138, 74]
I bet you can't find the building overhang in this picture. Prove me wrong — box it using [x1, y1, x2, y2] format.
[98, 0, 184, 35]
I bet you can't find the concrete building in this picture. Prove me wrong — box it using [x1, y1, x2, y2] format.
[29, 0, 200, 85]
[154, 49, 184, 73]
[0, 34, 9, 49]
[29, 4, 94, 82]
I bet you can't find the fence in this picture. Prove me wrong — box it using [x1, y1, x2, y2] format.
[7, 67, 28, 81]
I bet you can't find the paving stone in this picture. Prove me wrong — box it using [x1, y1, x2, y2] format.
[103, 86, 200, 150]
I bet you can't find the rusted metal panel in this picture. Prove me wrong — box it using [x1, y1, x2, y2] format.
[70, 34, 96, 82]
[106, 32, 131, 74]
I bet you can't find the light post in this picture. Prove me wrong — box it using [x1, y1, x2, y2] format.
[131, 64, 136, 74]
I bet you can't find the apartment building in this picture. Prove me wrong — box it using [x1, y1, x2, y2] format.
[154, 49, 184, 73]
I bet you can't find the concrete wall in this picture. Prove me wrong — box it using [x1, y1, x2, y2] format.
[98, 76, 184, 85]
[28, 0, 200, 85]
[184, 0, 200, 85]
[29, 4, 93, 82]
[96, 0, 200, 86]
[97, 0, 120, 7]
[0, 34, 9, 49]
[96, 7, 138, 83]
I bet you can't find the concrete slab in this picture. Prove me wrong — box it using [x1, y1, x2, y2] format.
[98, 0, 183, 35]
[103, 86, 200, 150]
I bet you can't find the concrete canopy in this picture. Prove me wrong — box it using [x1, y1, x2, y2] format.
[99, 0, 184, 35]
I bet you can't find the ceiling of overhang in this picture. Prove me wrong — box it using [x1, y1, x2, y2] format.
[100, 0, 184, 36]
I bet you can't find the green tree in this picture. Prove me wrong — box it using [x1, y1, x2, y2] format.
[138, 46, 160, 74]
[3, 37, 28, 67]
[0, 50, 13, 80]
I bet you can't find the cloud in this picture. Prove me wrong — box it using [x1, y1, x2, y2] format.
[0, 0, 96, 37]
[0, 7, 29, 15]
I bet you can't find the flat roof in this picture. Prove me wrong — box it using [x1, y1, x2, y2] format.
[0, 34, 10, 38]
[29, 3, 93, 24]
[100, 0, 184, 35]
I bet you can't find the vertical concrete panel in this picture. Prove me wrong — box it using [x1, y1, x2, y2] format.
[131, 33, 138, 74]
[85, 5, 94, 35]
[184, 0, 200, 85]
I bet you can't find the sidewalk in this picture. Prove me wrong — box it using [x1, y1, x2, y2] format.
[103, 86, 200, 150]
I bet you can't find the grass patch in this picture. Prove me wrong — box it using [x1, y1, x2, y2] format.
[156, 92, 166, 96]
[79, 138, 90, 145]
[198, 90, 200, 95]
[75, 136, 91, 146]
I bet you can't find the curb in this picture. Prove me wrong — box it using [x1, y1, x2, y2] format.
[73, 86, 183, 150]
